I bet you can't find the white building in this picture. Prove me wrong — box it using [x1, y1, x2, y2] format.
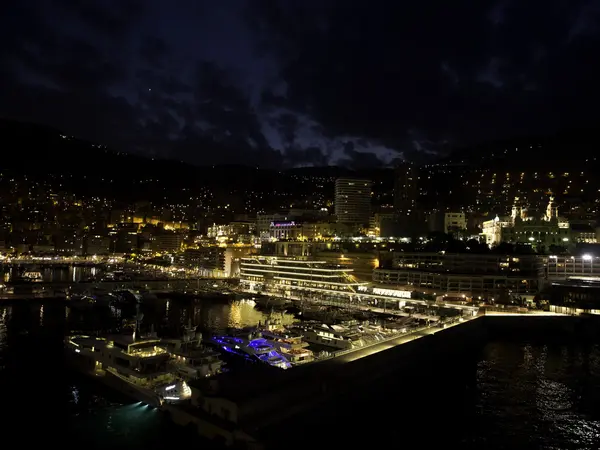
[481, 196, 570, 249]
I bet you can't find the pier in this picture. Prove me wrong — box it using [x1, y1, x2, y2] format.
[160, 313, 598, 448]
[160, 316, 480, 447]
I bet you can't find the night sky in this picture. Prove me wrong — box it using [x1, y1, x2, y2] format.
[1, 0, 599, 168]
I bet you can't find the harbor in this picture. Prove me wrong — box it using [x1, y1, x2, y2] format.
[0, 262, 522, 447]
[59, 284, 476, 448]
[2, 275, 599, 449]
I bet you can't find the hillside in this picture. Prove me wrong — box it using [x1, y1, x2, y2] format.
[0, 119, 389, 205]
[441, 129, 600, 170]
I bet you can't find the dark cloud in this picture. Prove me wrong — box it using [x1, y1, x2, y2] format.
[249, 0, 600, 149]
[284, 146, 329, 167]
[193, 62, 269, 150]
[2, 0, 598, 169]
[338, 141, 385, 170]
[0, 0, 283, 167]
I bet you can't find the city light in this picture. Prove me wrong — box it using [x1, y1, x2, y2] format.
[582, 254, 593, 260]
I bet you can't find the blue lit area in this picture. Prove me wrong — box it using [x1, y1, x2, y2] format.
[211, 335, 291, 369]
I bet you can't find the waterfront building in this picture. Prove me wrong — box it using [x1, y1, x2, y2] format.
[240, 256, 368, 298]
[546, 254, 600, 280]
[374, 252, 544, 300]
[546, 277, 600, 315]
[259, 240, 378, 282]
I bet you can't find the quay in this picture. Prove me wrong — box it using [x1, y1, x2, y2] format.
[160, 316, 480, 448]
[0, 258, 105, 267]
[159, 312, 599, 449]
[247, 289, 480, 321]
[0, 279, 230, 301]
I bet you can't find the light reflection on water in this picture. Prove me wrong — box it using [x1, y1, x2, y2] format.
[0, 298, 284, 446]
[1, 265, 101, 282]
[474, 341, 600, 449]
[0, 306, 9, 370]
[3, 298, 600, 449]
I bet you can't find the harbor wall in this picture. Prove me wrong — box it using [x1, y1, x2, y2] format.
[257, 314, 600, 447]
[165, 314, 600, 448]
[316, 315, 600, 395]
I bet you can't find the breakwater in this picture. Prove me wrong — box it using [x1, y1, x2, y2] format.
[185, 314, 600, 449]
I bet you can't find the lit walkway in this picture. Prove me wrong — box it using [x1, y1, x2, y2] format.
[328, 317, 476, 364]
[290, 295, 442, 321]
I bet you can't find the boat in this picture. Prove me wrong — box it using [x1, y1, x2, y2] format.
[257, 319, 314, 365]
[64, 331, 191, 407]
[112, 289, 142, 305]
[88, 287, 116, 306]
[11, 270, 43, 283]
[22, 271, 43, 282]
[253, 296, 290, 309]
[290, 323, 364, 350]
[161, 324, 225, 379]
[102, 270, 131, 282]
[209, 332, 291, 370]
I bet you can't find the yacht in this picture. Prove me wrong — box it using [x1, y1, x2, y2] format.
[65, 331, 191, 407]
[161, 326, 224, 380]
[256, 319, 314, 365]
[88, 287, 115, 306]
[102, 270, 131, 282]
[252, 296, 290, 309]
[112, 290, 142, 305]
[16, 271, 43, 282]
[290, 323, 364, 350]
[209, 332, 291, 370]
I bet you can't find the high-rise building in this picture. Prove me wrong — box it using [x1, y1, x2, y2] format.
[394, 162, 419, 235]
[334, 178, 372, 227]
[394, 162, 418, 215]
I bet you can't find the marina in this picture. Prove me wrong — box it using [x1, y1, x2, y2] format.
[59, 289, 469, 447]
[1, 264, 482, 447]
[3, 290, 599, 449]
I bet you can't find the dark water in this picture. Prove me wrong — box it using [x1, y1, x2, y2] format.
[0, 298, 294, 448]
[1, 300, 600, 448]
[471, 341, 600, 449]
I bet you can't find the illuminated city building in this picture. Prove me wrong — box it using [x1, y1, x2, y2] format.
[481, 196, 570, 249]
[267, 220, 347, 241]
[374, 252, 545, 299]
[334, 178, 372, 227]
[240, 256, 367, 297]
[394, 162, 419, 235]
[546, 254, 600, 280]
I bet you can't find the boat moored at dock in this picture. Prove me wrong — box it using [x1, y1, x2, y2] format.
[161, 324, 225, 379]
[65, 332, 191, 407]
[209, 332, 291, 370]
[255, 319, 314, 365]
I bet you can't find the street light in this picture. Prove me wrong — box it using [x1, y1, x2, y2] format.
[582, 254, 593, 260]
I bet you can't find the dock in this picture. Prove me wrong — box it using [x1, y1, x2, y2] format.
[159, 316, 480, 448]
